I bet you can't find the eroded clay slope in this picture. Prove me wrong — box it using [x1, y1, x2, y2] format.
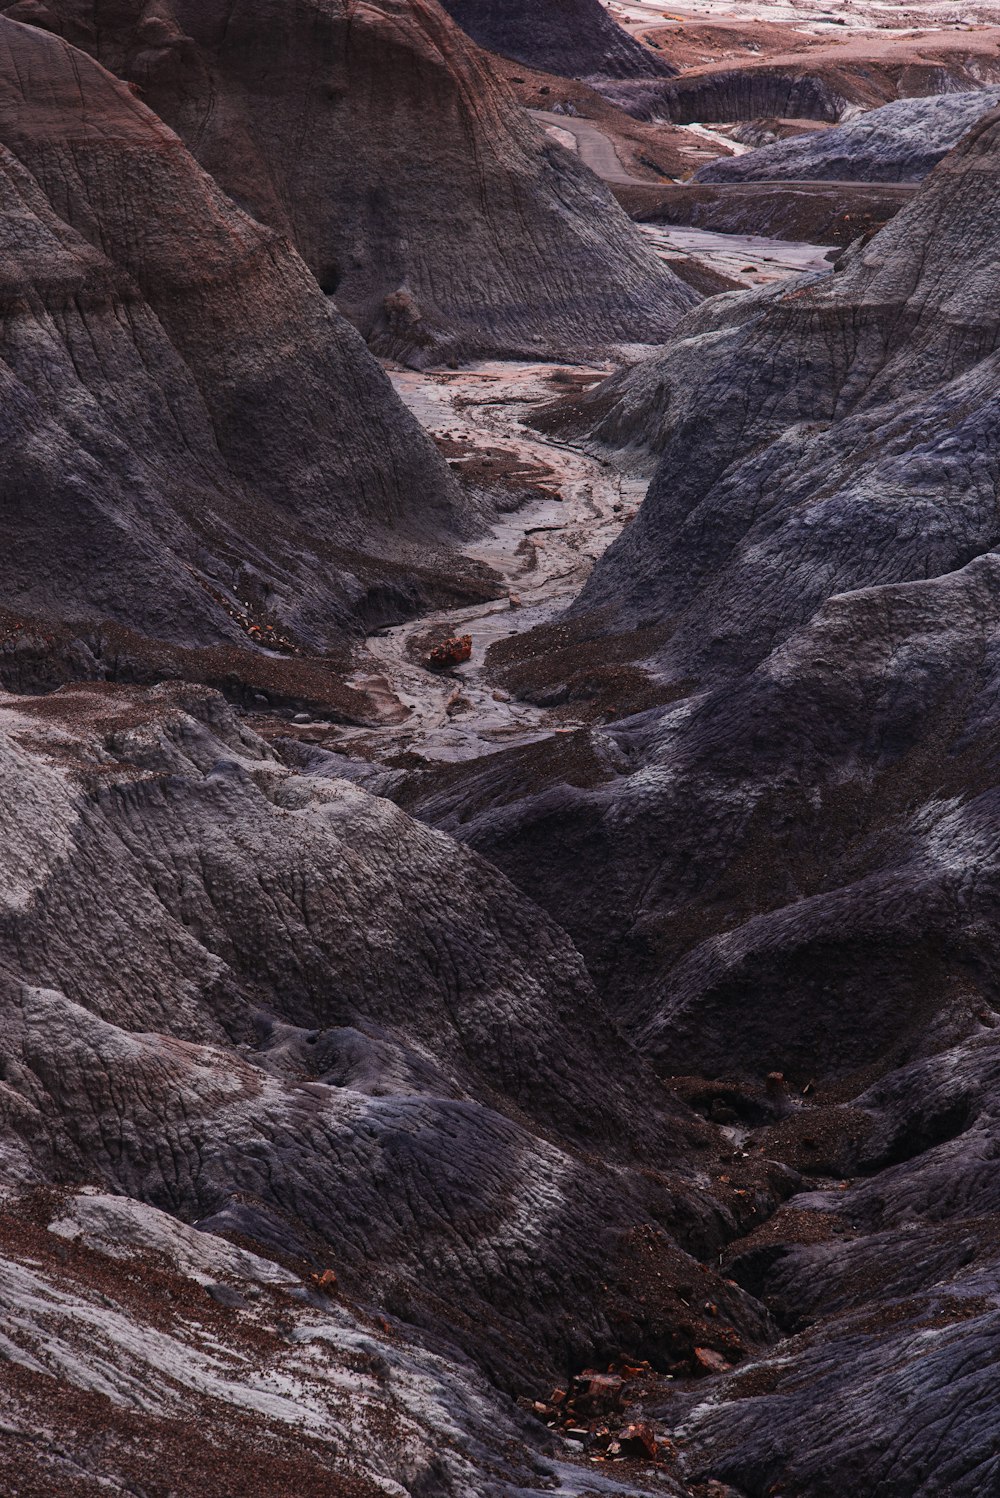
[612, 22, 1000, 124]
[0, 1188, 567, 1497]
[22, 0, 695, 364]
[0, 681, 777, 1459]
[0, 14, 471, 658]
[418, 107, 1000, 1092]
[579, 106, 1000, 659]
[386, 107, 1000, 1493]
[437, 0, 674, 81]
[698, 87, 1000, 184]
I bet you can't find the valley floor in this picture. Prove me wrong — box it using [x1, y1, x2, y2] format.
[332, 220, 825, 768]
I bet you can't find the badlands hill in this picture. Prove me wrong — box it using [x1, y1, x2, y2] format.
[403, 98, 1000, 1498]
[604, 19, 1000, 123]
[5, 0, 1000, 1494]
[699, 86, 1000, 182]
[0, 13, 470, 663]
[21, 0, 694, 364]
[438, 0, 674, 80]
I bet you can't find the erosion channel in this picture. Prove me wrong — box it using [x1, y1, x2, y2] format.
[336, 231, 822, 772]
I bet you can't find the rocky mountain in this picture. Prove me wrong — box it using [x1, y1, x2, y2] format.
[698, 86, 1000, 183]
[18, 0, 694, 365]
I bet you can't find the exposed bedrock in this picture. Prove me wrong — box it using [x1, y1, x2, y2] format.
[417, 556, 1000, 1078]
[600, 68, 852, 124]
[580, 108, 1000, 656]
[436, 0, 674, 81]
[364, 95, 1000, 1498]
[408, 110, 1000, 1095]
[9, 4, 1000, 1491]
[698, 86, 1000, 184]
[0, 681, 777, 1402]
[20, 0, 696, 364]
[0, 1187, 583, 1497]
[0, 14, 478, 659]
[603, 45, 1000, 125]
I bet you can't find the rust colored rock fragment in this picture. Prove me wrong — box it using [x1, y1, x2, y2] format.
[427, 634, 473, 671]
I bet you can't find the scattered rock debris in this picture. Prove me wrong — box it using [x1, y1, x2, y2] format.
[521, 1359, 675, 1465]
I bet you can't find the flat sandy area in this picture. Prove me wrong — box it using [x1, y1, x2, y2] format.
[605, 0, 1000, 32]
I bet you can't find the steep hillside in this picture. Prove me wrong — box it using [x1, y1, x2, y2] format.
[0, 679, 773, 1490]
[390, 112, 1000, 1490]
[698, 87, 1000, 183]
[438, 0, 674, 80]
[23, 0, 696, 363]
[0, 14, 471, 662]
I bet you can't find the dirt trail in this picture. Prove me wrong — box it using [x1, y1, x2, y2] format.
[531, 107, 645, 182]
[339, 362, 648, 764]
[532, 107, 750, 184]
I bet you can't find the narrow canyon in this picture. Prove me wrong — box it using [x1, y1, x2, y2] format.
[2, 2, 1000, 1495]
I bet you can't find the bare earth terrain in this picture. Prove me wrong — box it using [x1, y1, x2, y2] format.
[6, 0, 1000, 1494]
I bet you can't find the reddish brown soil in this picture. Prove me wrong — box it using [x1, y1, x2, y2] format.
[484, 613, 681, 721]
[637, 18, 822, 70]
[0, 1193, 383, 1498]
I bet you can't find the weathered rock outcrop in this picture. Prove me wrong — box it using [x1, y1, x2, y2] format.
[0, 13, 474, 661]
[656, 1024, 1000, 1496]
[612, 178, 914, 256]
[0, 680, 775, 1474]
[0, 1187, 568, 1497]
[422, 107, 1000, 1091]
[12, 6, 1000, 1494]
[21, 0, 695, 364]
[578, 107, 1000, 657]
[602, 30, 1000, 124]
[437, 0, 673, 82]
[698, 87, 1000, 184]
[610, 67, 851, 125]
[387, 110, 1000, 1491]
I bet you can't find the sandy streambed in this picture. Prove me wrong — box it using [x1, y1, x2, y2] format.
[336, 361, 649, 765]
[640, 220, 835, 282]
